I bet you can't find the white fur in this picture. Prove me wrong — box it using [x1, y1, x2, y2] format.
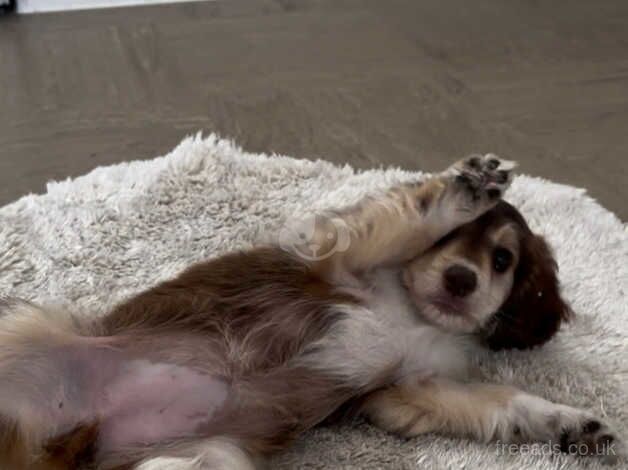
[136, 457, 198, 470]
[302, 268, 471, 389]
[136, 438, 255, 470]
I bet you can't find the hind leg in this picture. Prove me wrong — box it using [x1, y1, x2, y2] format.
[133, 438, 257, 470]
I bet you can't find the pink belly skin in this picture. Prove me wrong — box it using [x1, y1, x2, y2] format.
[97, 360, 229, 453]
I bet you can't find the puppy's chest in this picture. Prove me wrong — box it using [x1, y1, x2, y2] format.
[363, 268, 426, 330]
[342, 268, 471, 382]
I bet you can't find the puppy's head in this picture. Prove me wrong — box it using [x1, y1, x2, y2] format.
[403, 201, 572, 349]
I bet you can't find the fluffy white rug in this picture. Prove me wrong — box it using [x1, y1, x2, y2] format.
[0, 135, 626, 469]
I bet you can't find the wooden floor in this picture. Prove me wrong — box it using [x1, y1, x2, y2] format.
[1, 0, 627, 219]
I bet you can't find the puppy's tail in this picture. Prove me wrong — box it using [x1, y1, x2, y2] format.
[0, 298, 102, 470]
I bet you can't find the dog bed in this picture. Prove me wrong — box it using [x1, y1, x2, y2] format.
[0, 134, 625, 469]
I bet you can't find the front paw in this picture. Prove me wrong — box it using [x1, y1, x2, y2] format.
[509, 396, 624, 463]
[554, 412, 623, 463]
[445, 153, 516, 214]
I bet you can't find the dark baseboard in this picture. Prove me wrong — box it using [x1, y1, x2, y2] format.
[0, 0, 17, 14]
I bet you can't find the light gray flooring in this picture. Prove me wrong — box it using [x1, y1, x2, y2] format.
[1, 0, 627, 219]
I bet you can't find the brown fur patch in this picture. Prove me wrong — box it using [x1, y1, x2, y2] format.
[479, 203, 572, 350]
[42, 422, 100, 469]
[417, 192, 433, 214]
[105, 246, 356, 373]
[0, 416, 29, 470]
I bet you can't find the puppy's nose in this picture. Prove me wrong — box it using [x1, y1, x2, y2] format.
[443, 265, 477, 297]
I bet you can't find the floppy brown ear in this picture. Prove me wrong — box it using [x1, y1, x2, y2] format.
[484, 234, 573, 350]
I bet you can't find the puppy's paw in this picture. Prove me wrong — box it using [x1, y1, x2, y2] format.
[509, 395, 624, 463]
[447, 153, 516, 206]
[555, 414, 623, 463]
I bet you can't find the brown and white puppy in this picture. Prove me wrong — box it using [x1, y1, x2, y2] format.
[0, 155, 621, 470]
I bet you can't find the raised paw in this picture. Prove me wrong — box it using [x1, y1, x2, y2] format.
[447, 153, 516, 206]
[398, 153, 518, 240]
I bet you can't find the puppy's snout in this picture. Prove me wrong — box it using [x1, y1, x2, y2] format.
[443, 265, 477, 298]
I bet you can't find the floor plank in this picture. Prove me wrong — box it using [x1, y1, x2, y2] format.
[1, 0, 626, 219]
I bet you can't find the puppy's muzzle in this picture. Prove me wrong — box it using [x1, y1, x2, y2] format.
[443, 265, 477, 298]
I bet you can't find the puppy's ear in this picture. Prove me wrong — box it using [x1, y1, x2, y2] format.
[484, 234, 572, 350]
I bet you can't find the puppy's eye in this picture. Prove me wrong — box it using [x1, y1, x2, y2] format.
[492, 247, 513, 273]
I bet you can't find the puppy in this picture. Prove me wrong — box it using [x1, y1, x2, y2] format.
[0, 155, 621, 469]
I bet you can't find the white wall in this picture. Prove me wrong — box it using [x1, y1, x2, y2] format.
[18, 0, 211, 14]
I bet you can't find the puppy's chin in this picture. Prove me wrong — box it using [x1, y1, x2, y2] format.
[411, 293, 479, 334]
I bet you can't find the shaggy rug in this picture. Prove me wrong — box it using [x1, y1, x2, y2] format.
[0, 134, 626, 469]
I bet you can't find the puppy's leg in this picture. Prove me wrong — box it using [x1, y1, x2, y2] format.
[133, 438, 257, 470]
[362, 378, 623, 462]
[290, 154, 515, 276]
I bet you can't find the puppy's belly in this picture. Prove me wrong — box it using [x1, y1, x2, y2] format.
[97, 360, 228, 453]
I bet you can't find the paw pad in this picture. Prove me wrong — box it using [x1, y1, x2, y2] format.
[556, 416, 621, 459]
[448, 153, 516, 204]
[582, 420, 601, 434]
